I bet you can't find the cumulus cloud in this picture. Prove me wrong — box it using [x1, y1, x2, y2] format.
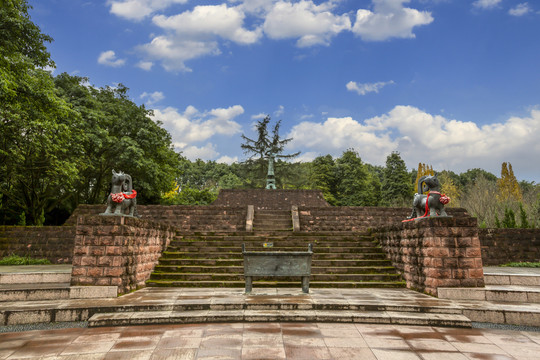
[352, 0, 434, 41]
[217, 155, 239, 164]
[108, 0, 188, 21]
[97, 50, 126, 67]
[136, 61, 154, 71]
[287, 105, 540, 175]
[509, 3, 531, 16]
[137, 36, 220, 72]
[251, 113, 268, 120]
[263, 0, 351, 47]
[472, 0, 502, 9]
[153, 4, 262, 45]
[274, 105, 285, 117]
[140, 91, 165, 105]
[111, 0, 436, 72]
[346, 80, 395, 95]
[152, 105, 244, 160]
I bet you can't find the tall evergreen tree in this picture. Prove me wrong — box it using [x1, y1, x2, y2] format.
[381, 152, 411, 206]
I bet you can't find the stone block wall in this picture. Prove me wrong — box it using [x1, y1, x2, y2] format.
[373, 217, 485, 296]
[71, 215, 175, 294]
[65, 204, 247, 232]
[212, 189, 330, 209]
[0, 226, 75, 264]
[480, 228, 540, 265]
[299, 207, 471, 233]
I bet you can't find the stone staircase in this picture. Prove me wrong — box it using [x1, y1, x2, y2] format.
[0, 265, 117, 302]
[146, 231, 405, 289]
[438, 267, 540, 327]
[252, 209, 292, 231]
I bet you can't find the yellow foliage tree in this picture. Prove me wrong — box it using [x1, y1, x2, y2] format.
[162, 181, 180, 201]
[438, 172, 460, 207]
[497, 162, 522, 202]
[414, 163, 434, 193]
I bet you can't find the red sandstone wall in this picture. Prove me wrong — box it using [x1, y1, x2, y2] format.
[212, 189, 330, 209]
[479, 228, 540, 265]
[373, 217, 485, 296]
[0, 226, 75, 264]
[70, 215, 175, 294]
[65, 204, 247, 232]
[299, 207, 471, 232]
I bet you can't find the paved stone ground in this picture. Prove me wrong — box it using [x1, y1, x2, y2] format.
[1, 322, 540, 360]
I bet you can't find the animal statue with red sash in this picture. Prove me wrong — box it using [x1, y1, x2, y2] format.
[404, 174, 450, 222]
[101, 170, 139, 217]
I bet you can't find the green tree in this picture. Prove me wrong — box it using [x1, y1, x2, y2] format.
[54, 74, 181, 208]
[0, 0, 83, 225]
[311, 155, 338, 205]
[240, 116, 299, 184]
[380, 152, 411, 206]
[335, 149, 380, 206]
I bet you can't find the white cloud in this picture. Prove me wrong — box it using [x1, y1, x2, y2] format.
[229, 0, 276, 15]
[152, 105, 244, 159]
[287, 105, 540, 175]
[509, 3, 531, 16]
[346, 80, 395, 95]
[472, 0, 502, 9]
[153, 4, 262, 45]
[217, 155, 239, 164]
[140, 91, 165, 105]
[180, 143, 220, 160]
[263, 0, 351, 47]
[137, 36, 220, 72]
[352, 0, 434, 41]
[108, 0, 188, 21]
[251, 113, 268, 120]
[136, 61, 154, 71]
[274, 105, 285, 117]
[97, 50, 126, 67]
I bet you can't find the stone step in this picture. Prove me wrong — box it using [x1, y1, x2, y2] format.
[177, 233, 374, 241]
[87, 309, 471, 328]
[166, 245, 383, 253]
[157, 258, 393, 267]
[438, 285, 540, 303]
[152, 265, 398, 275]
[160, 252, 388, 260]
[150, 274, 402, 282]
[170, 240, 378, 248]
[0, 284, 117, 301]
[0, 271, 71, 285]
[484, 273, 540, 286]
[146, 279, 405, 288]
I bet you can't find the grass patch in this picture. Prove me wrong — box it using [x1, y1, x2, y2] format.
[0, 254, 51, 265]
[501, 262, 540, 268]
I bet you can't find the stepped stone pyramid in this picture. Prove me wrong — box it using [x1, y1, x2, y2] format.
[147, 189, 406, 289]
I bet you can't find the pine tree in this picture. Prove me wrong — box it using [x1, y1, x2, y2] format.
[381, 152, 412, 206]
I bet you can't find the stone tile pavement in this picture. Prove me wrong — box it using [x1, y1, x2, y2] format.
[1, 322, 540, 360]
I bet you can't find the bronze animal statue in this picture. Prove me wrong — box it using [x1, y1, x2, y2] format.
[102, 170, 138, 217]
[407, 174, 450, 220]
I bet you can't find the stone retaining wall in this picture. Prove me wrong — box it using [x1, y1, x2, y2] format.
[0, 226, 75, 264]
[212, 189, 330, 209]
[299, 207, 471, 233]
[70, 216, 175, 294]
[479, 228, 540, 265]
[66, 204, 247, 232]
[373, 217, 485, 296]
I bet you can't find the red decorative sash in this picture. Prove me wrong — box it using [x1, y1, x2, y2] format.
[111, 190, 137, 203]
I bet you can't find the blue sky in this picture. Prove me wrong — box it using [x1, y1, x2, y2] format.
[31, 0, 540, 181]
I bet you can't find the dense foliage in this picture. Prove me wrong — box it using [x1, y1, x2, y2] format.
[0, 1, 181, 225]
[1, 1, 538, 229]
